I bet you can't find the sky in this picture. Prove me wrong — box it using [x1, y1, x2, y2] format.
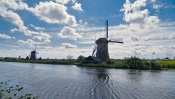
[0, 0, 175, 59]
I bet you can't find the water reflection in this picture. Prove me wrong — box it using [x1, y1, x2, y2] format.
[95, 69, 109, 80]
[0, 62, 175, 99]
[127, 69, 143, 82]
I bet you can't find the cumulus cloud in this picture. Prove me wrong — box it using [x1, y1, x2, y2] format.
[58, 26, 82, 40]
[0, 33, 14, 39]
[143, 37, 153, 41]
[61, 43, 77, 48]
[29, 1, 77, 26]
[131, 35, 139, 41]
[0, 0, 52, 46]
[0, 10, 27, 32]
[17, 39, 35, 46]
[0, 0, 28, 10]
[151, 0, 156, 3]
[0, 1, 43, 37]
[29, 24, 45, 31]
[32, 32, 51, 44]
[55, 0, 71, 4]
[169, 34, 175, 39]
[152, 4, 162, 9]
[18, 32, 51, 46]
[72, 3, 83, 11]
[121, 0, 160, 29]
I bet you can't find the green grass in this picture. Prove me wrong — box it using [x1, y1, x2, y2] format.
[1, 57, 175, 70]
[158, 60, 175, 69]
[0, 91, 2, 99]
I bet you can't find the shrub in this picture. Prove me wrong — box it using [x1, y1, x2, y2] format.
[0, 91, 2, 99]
[151, 62, 162, 70]
[124, 57, 143, 69]
[76, 55, 85, 63]
[106, 60, 115, 64]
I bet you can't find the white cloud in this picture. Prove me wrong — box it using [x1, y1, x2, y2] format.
[121, 0, 160, 30]
[72, 3, 83, 11]
[0, 0, 28, 10]
[55, 0, 71, 4]
[0, 10, 27, 32]
[0, 0, 52, 46]
[151, 0, 156, 3]
[0, 2, 42, 37]
[131, 35, 139, 41]
[17, 32, 51, 45]
[143, 37, 153, 41]
[152, 4, 162, 9]
[0, 33, 14, 39]
[29, 1, 77, 26]
[17, 39, 35, 46]
[33, 32, 51, 44]
[29, 24, 45, 31]
[61, 43, 77, 48]
[58, 26, 82, 40]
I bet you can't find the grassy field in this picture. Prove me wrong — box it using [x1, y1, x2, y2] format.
[1, 57, 175, 70]
[158, 60, 175, 69]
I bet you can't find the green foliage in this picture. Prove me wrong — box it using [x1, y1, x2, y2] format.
[0, 91, 2, 99]
[0, 81, 38, 99]
[151, 62, 162, 70]
[2, 56, 175, 70]
[76, 55, 85, 63]
[124, 57, 144, 69]
[142, 62, 151, 70]
[106, 60, 115, 64]
[158, 60, 175, 69]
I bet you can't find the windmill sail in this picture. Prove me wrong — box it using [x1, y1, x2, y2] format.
[94, 20, 123, 62]
[30, 44, 38, 60]
[92, 43, 97, 56]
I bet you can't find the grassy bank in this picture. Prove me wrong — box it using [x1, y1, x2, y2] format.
[1, 57, 175, 70]
[0, 59, 78, 65]
[158, 60, 175, 69]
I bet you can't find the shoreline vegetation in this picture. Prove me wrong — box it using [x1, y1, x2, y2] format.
[0, 56, 175, 70]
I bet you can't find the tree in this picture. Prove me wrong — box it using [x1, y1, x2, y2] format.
[77, 55, 85, 62]
[67, 55, 74, 61]
[124, 57, 143, 69]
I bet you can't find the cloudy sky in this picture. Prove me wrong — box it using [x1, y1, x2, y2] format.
[0, 0, 175, 59]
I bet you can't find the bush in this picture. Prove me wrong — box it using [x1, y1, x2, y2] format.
[77, 55, 85, 63]
[106, 60, 115, 64]
[0, 91, 2, 99]
[124, 57, 143, 69]
[151, 62, 162, 70]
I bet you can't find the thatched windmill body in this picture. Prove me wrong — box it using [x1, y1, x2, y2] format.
[30, 45, 39, 60]
[92, 20, 123, 62]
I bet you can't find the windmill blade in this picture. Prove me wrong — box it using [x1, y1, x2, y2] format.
[92, 48, 96, 56]
[109, 40, 123, 43]
[92, 43, 97, 56]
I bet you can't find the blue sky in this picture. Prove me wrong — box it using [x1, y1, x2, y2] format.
[0, 0, 175, 59]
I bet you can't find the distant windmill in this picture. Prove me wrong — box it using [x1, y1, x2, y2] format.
[92, 20, 123, 62]
[30, 44, 39, 60]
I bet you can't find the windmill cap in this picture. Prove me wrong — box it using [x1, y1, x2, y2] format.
[96, 38, 108, 43]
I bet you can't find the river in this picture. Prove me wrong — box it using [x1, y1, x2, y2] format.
[0, 62, 175, 99]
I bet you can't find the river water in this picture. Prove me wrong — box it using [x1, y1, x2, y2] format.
[0, 62, 175, 99]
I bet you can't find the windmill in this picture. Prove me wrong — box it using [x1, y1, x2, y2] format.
[92, 20, 123, 62]
[30, 44, 39, 60]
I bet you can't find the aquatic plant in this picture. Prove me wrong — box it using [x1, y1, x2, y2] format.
[0, 80, 38, 99]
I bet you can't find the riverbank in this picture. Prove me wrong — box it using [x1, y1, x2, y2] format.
[0, 57, 175, 70]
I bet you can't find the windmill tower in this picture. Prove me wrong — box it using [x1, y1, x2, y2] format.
[30, 45, 38, 60]
[92, 20, 123, 62]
